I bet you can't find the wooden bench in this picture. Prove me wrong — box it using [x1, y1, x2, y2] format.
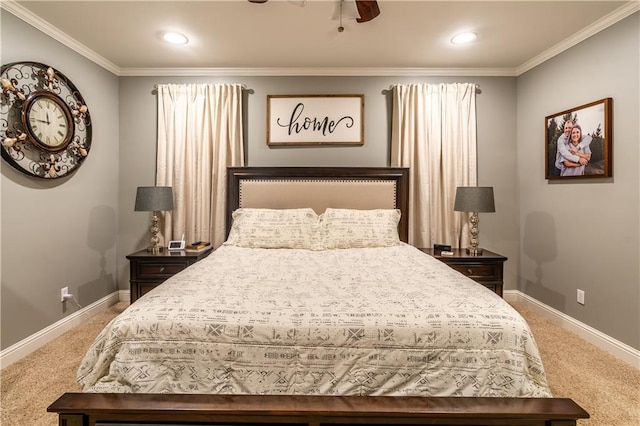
[48, 393, 589, 426]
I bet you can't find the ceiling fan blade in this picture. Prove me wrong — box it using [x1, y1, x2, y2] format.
[248, 0, 307, 5]
[355, 0, 380, 23]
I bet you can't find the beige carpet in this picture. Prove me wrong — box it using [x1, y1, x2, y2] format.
[0, 302, 128, 425]
[1, 301, 639, 425]
[510, 302, 640, 425]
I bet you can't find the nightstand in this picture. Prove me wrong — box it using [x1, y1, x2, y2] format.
[420, 248, 507, 297]
[126, 248, 213, 303]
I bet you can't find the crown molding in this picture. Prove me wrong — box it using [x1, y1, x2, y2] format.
[118, 67, 518, 77]
[0, 0, 518, 77]
[3, 0, 637, 78]
[516, 1, 640, 75]
[1, 0, 121, 76]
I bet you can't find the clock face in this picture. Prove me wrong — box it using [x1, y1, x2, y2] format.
[25, 93, 74, 152]
[0, 61, 91, 179]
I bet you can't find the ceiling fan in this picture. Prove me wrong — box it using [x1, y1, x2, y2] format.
[248, 0, 381, 24]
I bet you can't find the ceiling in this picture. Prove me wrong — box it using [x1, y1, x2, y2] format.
[6, 0, 637, 76]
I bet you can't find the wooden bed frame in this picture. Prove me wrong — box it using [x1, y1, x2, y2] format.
[48, 167, 589, 426]
[49, 393, 588, 426]
[225, 166, 410, 241]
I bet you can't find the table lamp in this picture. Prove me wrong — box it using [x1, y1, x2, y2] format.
[454, 186, 495, 255]
[135, 186, 173, 253]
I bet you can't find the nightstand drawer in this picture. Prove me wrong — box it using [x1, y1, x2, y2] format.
[419, 248, 507, 297]
[448, 264, 499, 280]
[478, 282, 499, 293]
[136, 262, 189, 278]
[127, 247, 213, 303]
[138, 281, 165, 298]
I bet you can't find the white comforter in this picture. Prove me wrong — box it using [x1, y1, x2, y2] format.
[78, 244, 551, 397]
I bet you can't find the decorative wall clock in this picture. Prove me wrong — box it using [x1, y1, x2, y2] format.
[0, 61, 91, 178]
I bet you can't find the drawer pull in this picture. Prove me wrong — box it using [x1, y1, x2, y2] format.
[160, 267, 165, 273]
[467, 268, 473, 275]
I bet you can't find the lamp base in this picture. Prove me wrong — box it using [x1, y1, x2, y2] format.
[147, 246, 163, 254]
[466, 247, 483, 256]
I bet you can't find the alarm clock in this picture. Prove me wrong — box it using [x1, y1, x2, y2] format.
[168, 235, 185, 251]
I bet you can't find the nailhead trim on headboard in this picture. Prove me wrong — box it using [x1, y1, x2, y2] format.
[226, 167, 410, 242]
[238, 179, 397, 207]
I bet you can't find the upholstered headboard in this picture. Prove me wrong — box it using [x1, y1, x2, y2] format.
[226, 167, 409, 242]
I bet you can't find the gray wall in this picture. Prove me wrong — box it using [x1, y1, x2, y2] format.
[2, 10, 638, 353]
[517, 13, 639, 348]
[117, 76, 519, 297]
[1, 12, 120, 348]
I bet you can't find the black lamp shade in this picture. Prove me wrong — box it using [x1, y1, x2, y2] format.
[134, 186, 173, 212]
[454, 187, 495, 213]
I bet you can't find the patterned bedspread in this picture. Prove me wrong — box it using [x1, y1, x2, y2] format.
[78, 244, 551, 397]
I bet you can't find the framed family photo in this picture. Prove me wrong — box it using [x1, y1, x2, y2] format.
[545, 98, 612, 179]
[267, 94, 364, 146]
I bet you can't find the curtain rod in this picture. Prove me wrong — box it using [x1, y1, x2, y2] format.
[153, 83, 249, 89]
[386, 83, 481, 94]
[152, 84, 252, 94]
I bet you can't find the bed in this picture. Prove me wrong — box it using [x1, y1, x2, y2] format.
[48, 167, 588, 425]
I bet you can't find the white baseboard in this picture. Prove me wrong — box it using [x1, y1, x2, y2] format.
[505, 290, 640, 369]
[0, 290, 127, 370]
[3, 289, 637, 371]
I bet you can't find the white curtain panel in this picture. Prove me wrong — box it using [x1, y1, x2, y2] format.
[391, 83, 477, 248]
[156, 83, 245, 249]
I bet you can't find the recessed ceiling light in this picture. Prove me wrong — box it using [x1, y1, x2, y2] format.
[161, 31, 189, 45]
[451, 32, 477, 45]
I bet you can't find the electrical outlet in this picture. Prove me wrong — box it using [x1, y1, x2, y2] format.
[61, 287, 71, 302]
[577, 289, 585, 305]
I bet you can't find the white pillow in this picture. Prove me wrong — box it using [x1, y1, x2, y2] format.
[320, 208, 401, 249]
[224, 208, 320, 249]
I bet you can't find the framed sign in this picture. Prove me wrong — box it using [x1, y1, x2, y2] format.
[545, 98, 612, 179]
[267, 94, 364, 146]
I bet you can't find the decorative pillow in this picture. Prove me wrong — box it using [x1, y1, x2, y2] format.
[320, 208, 401, 249]
[224, 208, 320, 249]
